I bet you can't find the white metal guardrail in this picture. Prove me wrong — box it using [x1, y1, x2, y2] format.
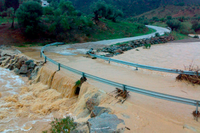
[89, 53, 200, 76]
[41, 42, 199, 115]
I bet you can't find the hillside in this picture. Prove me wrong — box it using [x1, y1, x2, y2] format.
[136, 5, 200, 19]
[70, 0, 200, 17]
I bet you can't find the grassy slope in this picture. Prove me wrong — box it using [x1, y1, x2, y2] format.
[0, 17, 156, 46]
[152, 22, 189, 40]
[90, 19, 156, 41]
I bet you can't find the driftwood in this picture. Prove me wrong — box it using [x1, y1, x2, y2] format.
[176, 65, 200, 85]
[114, 88, 130, 103]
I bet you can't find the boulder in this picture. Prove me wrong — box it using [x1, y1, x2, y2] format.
[86, 98, 100, 112]
[29, 66, 41, 80]
[28, 62, 36, 69]
[19, 64, 28, 74]
[87, 113, 125, 133]
[25, 60, 34, 66]
[86, 94, 100, 112]
[14, 68, 19, 75]
[91, 106, 112, 118]
[72, 122, 89, 133]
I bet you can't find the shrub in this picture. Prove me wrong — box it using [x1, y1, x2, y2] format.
[50, 117, 75, 133]
[178, 22, 194, 35]
[166, 20, 181, 31]
[193, 35, 199, 38]
[155, 33, 160, 37]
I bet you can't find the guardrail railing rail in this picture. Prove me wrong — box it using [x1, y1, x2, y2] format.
[41, 42, 199, 116]
[89, 53, 200, 76]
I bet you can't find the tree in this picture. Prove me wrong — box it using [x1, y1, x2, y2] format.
[7, 7, 15, 28]
[91, 0, 107, 22]
[105, 5, 123, 22]
[166, 16, 172, 20]
[0, 0, 5, 11]
[16, 1, 43, 37]
[91, 0, 123, 23]
[166, 20, 181, 31]
[192, 21, 200, 32]
[5, 0, 19, 11]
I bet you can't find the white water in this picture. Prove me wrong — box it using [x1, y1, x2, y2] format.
[0, 67, 24, 96]
[0, 67, 77, 132]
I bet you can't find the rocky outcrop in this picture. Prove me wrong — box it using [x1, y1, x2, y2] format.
[0, 47, 44, 80]
[96, 35, 175, 56]
[91, 106, 112, 118]
[88, 113, 125, 133]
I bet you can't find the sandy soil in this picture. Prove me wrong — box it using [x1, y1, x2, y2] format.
[16, 39, 200, 132]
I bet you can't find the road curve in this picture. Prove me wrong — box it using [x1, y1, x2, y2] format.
[79, 25, 170, 46]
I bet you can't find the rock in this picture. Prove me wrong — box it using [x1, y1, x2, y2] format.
[7, 64, 14, 70]
[14, 68, 19, 75]
[87, 113, 125, 133]
[86, 98, 100, 112]
[28, 62, 36, 69]
[105, 54, 113, 57]
[91, 106, 112, 118]
[114, 49, 123, 54]
[86, 94, 100, 112]
[72, 122, 89, 133]
[29, 66, 41, 80]
[19, 64, 28, 74]
[77, 109, 91, 119]
[0, 57, 7, 61]
[36, 61, 44, 66]
[25, 60, 34, 66]
[15, 56, 27, 69]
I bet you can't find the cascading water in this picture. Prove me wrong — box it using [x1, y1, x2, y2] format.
[0, 66, 88, 132]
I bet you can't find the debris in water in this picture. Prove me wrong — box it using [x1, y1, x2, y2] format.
[192, 110, 199, 121]
[176, 65, 200, 85]
[108, 88, 130, 104]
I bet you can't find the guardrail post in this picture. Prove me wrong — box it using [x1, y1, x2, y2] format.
[82, 72, 85, 77]
[45, 56, 47, 63]
[123, 85, 126, 91]
[40, 51, 42, 57]
[196, 101, 199, 114]
[58, 63, 60, 71]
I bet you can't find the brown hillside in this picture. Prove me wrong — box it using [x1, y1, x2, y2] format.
[136, 5, 200, 19]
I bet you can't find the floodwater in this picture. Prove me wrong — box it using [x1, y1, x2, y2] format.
[0, 67, 77, 132]
[1, 41, 200, 132]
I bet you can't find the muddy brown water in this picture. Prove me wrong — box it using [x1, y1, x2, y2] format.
[1, 40, 200, 132]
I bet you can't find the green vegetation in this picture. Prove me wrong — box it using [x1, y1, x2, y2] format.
[170, 31, 189, 40]
[43, 117, 75, 133]
[91, 19, 155, 41]
[16, 1, 43, 37]
[91, 0, 123, 22]
[193, 35, 199, 38]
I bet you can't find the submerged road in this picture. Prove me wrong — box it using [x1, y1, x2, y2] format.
[43, 25, 171, 54]
[18, 25, 200, 132]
